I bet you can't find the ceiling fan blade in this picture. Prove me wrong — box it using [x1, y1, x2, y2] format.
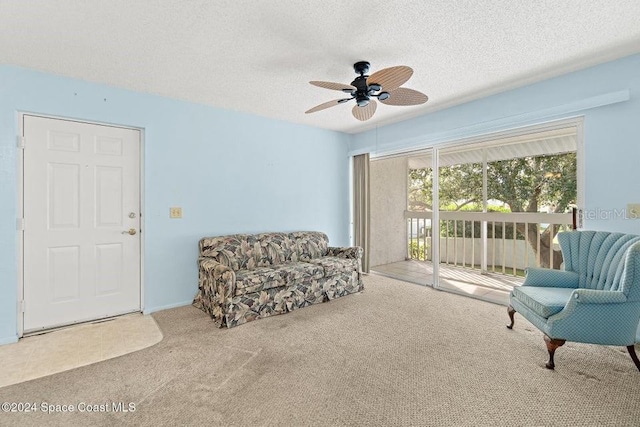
[380, 88, 429, 106]
[305, 98, 348, 114]
[310, 81, 356, 91]
[352, 99, 377, 121]
[367, 66, 413, 92]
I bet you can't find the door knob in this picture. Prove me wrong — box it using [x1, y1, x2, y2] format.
[122, 228, 137, 235]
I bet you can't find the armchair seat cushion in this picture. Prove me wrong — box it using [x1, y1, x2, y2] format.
[234, 262, 325, 296]
[307, 256, 359, 276]
[512, 286, 574, 319]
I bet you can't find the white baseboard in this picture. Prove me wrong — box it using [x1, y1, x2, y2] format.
[143, 300, 193, 315]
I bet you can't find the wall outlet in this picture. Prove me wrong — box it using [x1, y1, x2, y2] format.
[169, 207, 182, 218]
[627, 204, 640, 219]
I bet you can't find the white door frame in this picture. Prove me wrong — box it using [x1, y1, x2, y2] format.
[16, 112, 145, 338]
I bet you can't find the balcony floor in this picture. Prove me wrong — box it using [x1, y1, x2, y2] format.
[370, 260, 524, 306]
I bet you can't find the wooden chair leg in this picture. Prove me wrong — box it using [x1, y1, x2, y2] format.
[544, 335, 566, 370]
[506, 305, 516, 329]
[627, 345, 640, 372]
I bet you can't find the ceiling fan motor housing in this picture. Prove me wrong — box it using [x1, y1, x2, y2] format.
[351, 63, 389, 107]
[351, 75, 371, 107]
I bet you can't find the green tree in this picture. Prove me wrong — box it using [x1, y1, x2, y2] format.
[408, 153, 577, 268]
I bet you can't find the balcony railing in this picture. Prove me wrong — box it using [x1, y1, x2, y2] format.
[406, 210, 574, 276]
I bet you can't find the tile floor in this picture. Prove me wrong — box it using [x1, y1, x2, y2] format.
[371, 260, 524, 305]
[0, 313, 163, 388]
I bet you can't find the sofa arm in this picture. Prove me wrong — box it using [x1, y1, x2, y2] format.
[523, 267, 579, 288]
[198, 257, 236, 314]
[328, 246, 363, 260]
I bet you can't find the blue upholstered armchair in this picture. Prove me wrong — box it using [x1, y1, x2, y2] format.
[507, 230, 640, 371]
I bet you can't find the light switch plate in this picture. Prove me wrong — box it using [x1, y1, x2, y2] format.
[169, 207, 182, 218]
[627, 204, 640, 219]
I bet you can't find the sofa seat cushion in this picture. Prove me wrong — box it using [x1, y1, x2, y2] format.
[235, 267, 285, 296]
[276, 262, 325, 282]
[512, 286, 575, 319]
[234, 262, 325, 296]
[307, 256, 359, 276]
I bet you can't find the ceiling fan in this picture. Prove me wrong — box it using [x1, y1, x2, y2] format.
[305, 61, 428, 121]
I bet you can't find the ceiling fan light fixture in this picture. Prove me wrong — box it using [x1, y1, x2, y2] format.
[368, 84, 381, 92]
[378, 91, 390, 101]
[356, 96, 370, 107]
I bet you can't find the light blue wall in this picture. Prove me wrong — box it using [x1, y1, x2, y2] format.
[0, 66, 351, 344]
[3, 54, 640, 344]
[352, 54, 640, 236]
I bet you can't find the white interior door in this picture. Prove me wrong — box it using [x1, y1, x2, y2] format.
[23, 115, 141, 332]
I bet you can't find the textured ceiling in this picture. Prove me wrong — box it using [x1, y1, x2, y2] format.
[1, 1, 640, 134]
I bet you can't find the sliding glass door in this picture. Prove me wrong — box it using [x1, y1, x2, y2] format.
[368, 119, 581, 297]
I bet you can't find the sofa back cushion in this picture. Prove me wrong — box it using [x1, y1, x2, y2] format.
[558, 231, 640, 292]
[254, 233, 294, 267]
[200, 231, 329, 270]
[199, 234, 258, 271]
[290, 231, 329, 261]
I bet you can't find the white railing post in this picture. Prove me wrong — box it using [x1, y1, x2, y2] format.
[491, 221, 496, 273]
[432, 151, 440, 287]
[512, 221, 517, 276]
[481, 148, 488, 273]
[502, 221, 506, 275]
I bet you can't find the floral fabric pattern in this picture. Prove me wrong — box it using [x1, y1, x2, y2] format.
[194, 231, 363, 328]
[199, 235, 258, 271]
[308, 256, 360, 276]
[254, 233, 295, 266]
[234, 262, 325, 296]
[291, 231, 329, 261]
[235, 267, 286, 295]
[328, 246, 364, 262]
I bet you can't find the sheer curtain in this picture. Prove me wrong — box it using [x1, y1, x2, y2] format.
[353, 153, 370, 273]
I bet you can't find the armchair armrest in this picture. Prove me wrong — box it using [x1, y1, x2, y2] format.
[523, 267, 579, 288]
[571, 289, 627, 304]
[549, 289, 628, 326]
[328, 246, 363, 260]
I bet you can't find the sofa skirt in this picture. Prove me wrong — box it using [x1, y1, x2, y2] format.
[194, 270, 363, 328]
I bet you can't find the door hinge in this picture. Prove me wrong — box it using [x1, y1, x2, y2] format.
[17, 218, 25, 231]
[17, 136, 25, 149]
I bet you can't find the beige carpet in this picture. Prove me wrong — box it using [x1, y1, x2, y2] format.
[1, 274, 638, 426]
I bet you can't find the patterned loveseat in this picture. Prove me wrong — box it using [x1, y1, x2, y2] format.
[193, 231, 364, 328]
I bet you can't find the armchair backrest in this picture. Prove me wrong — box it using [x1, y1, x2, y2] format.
[558, 231, 640, 293]
[620, 243, 640, 302]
